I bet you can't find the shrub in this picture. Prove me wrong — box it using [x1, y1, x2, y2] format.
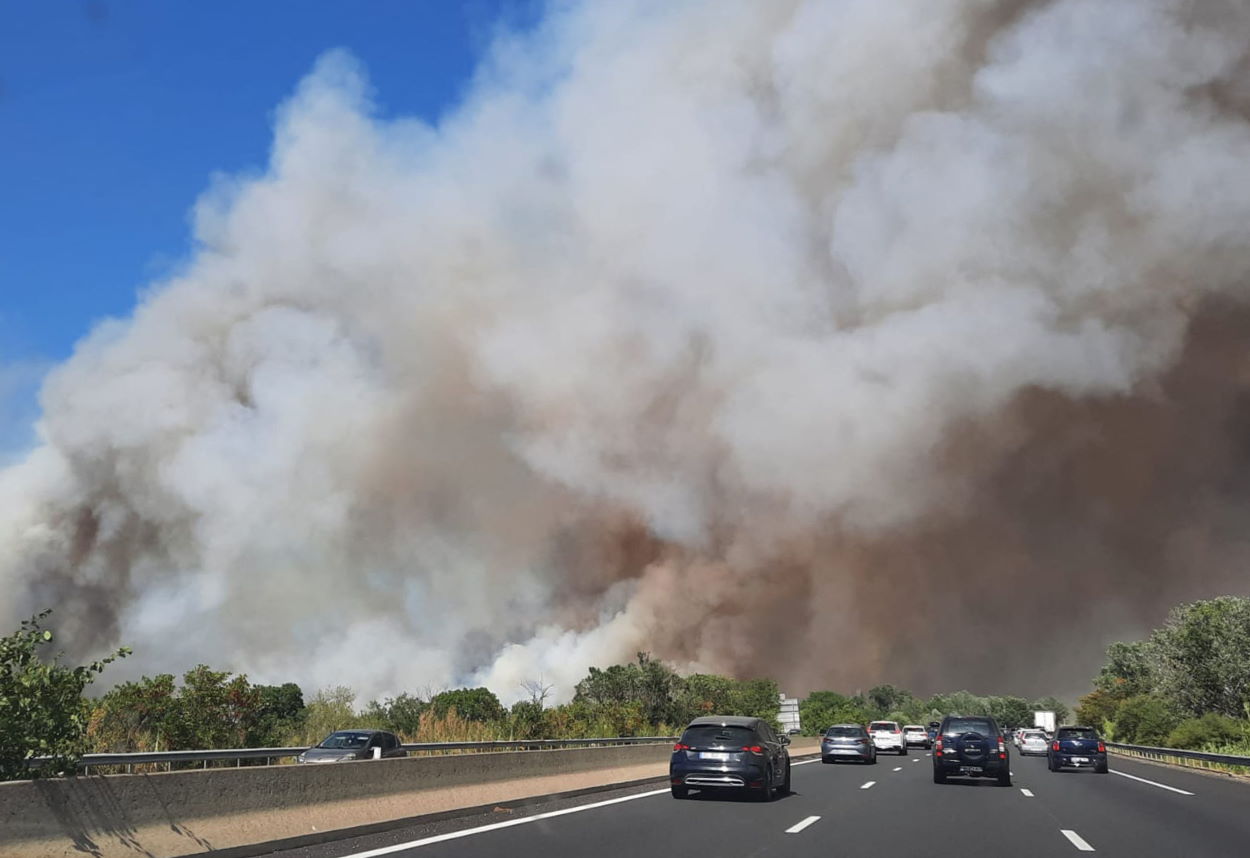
[1112, 695, 1180, 746]
[1165, 713, 1246, 751]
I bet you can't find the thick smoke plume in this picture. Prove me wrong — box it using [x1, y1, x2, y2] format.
[5, 0, 1250, 703]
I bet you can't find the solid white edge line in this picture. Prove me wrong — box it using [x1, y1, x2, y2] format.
[1061, 829, 1096, 851]
[1110, 769, 1195, 795]
[793, 758, 822, 766]
[337, 788, 671, 858]
[1020, 788, 1034, 797]
[785, 815, 821, 834]
[860, 780, 876, 789]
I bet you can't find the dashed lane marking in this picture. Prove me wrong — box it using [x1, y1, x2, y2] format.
[893, 766, 902, 772]
[786, 816, 821, 834]
[860, 781, 876, 790]
[1061, 829, 1096, 852]
[1021, 789, 1034, 797]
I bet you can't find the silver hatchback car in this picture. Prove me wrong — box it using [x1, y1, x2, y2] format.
[821, 724, 877, 764]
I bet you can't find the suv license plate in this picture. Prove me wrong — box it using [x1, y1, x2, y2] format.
[1072, 756, 1088, 763]
[965, 766, 984, 773]
[698, 752, 730, 761]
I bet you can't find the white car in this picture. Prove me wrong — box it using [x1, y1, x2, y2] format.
[1019, 730, 1050, 756]
[869, 720, 907, 755]
[903, 724, 930, 748]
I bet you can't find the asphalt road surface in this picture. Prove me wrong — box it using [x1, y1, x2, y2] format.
[266, 750, 1250, 858]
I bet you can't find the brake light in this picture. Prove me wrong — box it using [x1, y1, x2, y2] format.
[934, 737, 943, 756]
[1052, 741, 1060, 752]
[1097, 741, 1105, 753]
[893, 728, 901, 734]
[742, 745, 764, 754]
[673, 743, 691, 751]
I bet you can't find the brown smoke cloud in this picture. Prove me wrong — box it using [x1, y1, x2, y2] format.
[4, 0, 1250, 703]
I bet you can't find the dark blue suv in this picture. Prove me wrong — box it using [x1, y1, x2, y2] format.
[670, 716, 791, 800]
[933, 715, 1011, 786]
[1048, 726, 1109, 773]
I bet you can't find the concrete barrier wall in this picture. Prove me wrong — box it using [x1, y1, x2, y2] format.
[0, 744, 674, 858]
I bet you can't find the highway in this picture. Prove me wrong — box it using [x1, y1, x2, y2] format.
[265, 750, 1250, 858]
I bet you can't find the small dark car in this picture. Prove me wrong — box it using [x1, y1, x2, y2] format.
[297, 729, 406, 763]
[1048, 726, 1108, 773]
[933, 715, 1011, 786]
[670, 716, 791, 800]
[821, 723, 877, 764]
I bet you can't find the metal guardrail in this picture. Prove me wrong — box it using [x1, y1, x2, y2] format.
[1106, 741, 1250, 771]
[28, 736, 679, 774]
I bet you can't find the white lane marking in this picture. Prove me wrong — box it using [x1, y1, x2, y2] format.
[793, 758, 822, 766]
[912, 758, 920, 763]
[892, 766, 902, 772]
[1021, 788, 1034, 797]
[336, 788, 670, 857]
[860, 780, 876, 789]
[1061, 829, 1096, 851]
[786, 815, 821, 834]
[1110, 769, 1195, 795]
[925, 753, 932, 757]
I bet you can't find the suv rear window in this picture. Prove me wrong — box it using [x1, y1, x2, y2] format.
[943, 718, 995, 736]
[869, 722, 896, 731]
[1057, 728, 1097, 740]
[826, 726, 865, 737]
[681, 725, 757, 747]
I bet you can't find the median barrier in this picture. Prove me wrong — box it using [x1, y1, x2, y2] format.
[1, 742, 673, 858]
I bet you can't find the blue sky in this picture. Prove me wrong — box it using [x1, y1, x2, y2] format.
[0, 0, 531, 449]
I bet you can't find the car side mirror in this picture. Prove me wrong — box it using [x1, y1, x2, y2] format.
[780, 735, 790, 745]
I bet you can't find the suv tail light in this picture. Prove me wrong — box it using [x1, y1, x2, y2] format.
[1052, 741, 1060, 752]
[673, 743, 691, 751]
[742, 745, 764, 754]
[1097, 741, 1106, 753]
[893, 728, 902, 734]
[934, 737, 943, 756]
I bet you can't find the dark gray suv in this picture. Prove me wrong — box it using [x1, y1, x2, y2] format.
[670, 716, 791, 800]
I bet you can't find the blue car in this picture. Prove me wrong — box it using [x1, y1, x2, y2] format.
[1048, 726, 1109, 773]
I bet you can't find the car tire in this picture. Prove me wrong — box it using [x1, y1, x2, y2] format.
[997, 769, 1012, 787]
[757, 767, 775, 802]
[899, 746, 907, 756]
[1095, 760, 1109, 774]
[933, 767, 947, 784]
[822, 756, 832, 764]
[780, 761, 792, 795]
[867, 752, 877, 764]
[1048, 757, 1058, 772]
[671, 785, 688, 799]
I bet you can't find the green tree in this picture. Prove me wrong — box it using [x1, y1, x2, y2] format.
[1166, 713, 1245, 750]
[430, 687, 506, 723]
[800, 691, 870, 735]
[360, 692, 426, 736]
[1094, 640, 1158, 698]
[295, 686, 357, 745]
[867, 684, 913, 718]
[987, 696, 1033, 730]
[248, 683, 305, 746]
[1, 610, 128, 780]
[1112, 695, 1179, 746]
[89, 674, 178, 752]
[1151, 597, 1250, 718]
[1075, 689, 1121, 730]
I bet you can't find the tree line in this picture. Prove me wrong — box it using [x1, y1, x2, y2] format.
[2, 613, 783, 780]
[1075, 596, 1250, 753]
[798, 684, 1069, 735]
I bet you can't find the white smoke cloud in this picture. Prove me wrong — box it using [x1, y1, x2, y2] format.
[4, 0, 1250, 704]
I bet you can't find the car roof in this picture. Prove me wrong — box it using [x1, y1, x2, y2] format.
[825, 723, 866, 729]
[1057, 725, 1095, 730]
[686, 715, 762, 728]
